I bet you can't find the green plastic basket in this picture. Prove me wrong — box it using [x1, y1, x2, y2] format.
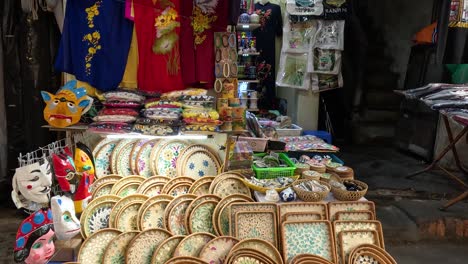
[252, 153, 297, 179]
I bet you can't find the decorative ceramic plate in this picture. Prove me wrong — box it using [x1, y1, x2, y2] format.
[281, 221, 336, 264]
[229, 238, 283, 264]
[149, 139, 168, 176]
[138, 194, 174, 221]
[349, 244, 396, 264]
[155, 140, 189, 177]
[102, 231, 139, 264]
[81, 195, 120, 238]
[142, 183, 167, 197]
[333, 221, 385, 254]
[214, 195, 254, 236]
[173, 232, 215, 257]
[92, 138, 118, 158]
[130, 139, 149, 174]
[212, 176, 251, 198]
[228, 203, 277, 237]
[115, 201, 143, 232]
[289, 254, 333, 264]
[191, 182, 212, 196]
[234, 211, 277, 248]
[93, 182, 115, 199]
[137, 176, 171, 193]
[278, 202, 328, 221]
[136, 140, 159, 177]
[140, 200, 171, 231]
[198, 236, 239, 264]
[209, 172, 243, 193]
[185, 195, 221, 227]
[283, 212, 322, 223]
[189, 176, 215, 194]
[339, 230, 380, 264]
[230, 255, 269, 264]
[167, 199, 195, 235]
[151, 235, 185, 264]
[110, 194, 148, 228]
[125, 228, 172, 264]
[336, 210, 375, 221]
[164, 194, 198, 226]
[162, 176, 195, 193]
[110, 139, 135, 174]
[328, 201, 376, 221]
[218, 201, 238, 236]
[110, 176, 146, 195]
[91, 175, 122, 194]
[116, 142, 136, 176]
[95, 142, 117, 178]
[116, 182, 141, 197]
[353, 253, 386, 264]
[176, 145, 216, 176]
[179, 149, 221, 179]
[78, 228, 121, 264]
[167, 182, 192, 197]
[188, 200, 217, 234]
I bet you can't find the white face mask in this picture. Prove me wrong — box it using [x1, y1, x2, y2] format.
[51, 196, 80, 240]
[12, 160, 52, 206]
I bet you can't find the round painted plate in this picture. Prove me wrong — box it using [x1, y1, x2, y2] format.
[130, 139, 149, 175]
[93, 182, 115, 199]
[167, 182, 192, 197]
[173, 232, 215, 257]
[115, 201, 142, 232]
[137, 176, 171, 193]
[161, 177, 195, 194]
[209, 172, 243, 193]
[91, 175, 122, 194]
[167, 199, 194, 235]
[92, 138, 118, 158]
[111, 176, 146, 194]
[212, 194, 254, 236]
[149, 139, 168, 176]
[165, 256, 210, 264]
[109, 194, 148, 228]
[188, 201, 217, 235]
[116, 182, 140, 197]
[142, 182, 167, 197]
[164, 194, 198, 227]
[155, 140, 189, 178]
[136, 140, 159, 177]
[218, 201, 240, 236]
[139, 200, 171, 231]
[212, 176, 251, 198]
[179, 150, 221, 179]
[189, 176, 215, 193]
[185, 195, 221, 227]
[81, 195, 120, 238]
[95, 142, 117, 178]
[229, 238, 283, 264]
[111, 139, 135, 174]
[198, 236, 240, 264]
[78, 228, 121, 264]
[137, 195, 173, 229]
[151, 235, 185, 264]
[125, 228, 172, 264]
[102, 231, 139, 264]
[116, 142, 136, 176]
[176, 145, 213, 176]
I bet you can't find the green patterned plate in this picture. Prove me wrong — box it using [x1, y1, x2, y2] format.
[198, 236, 239, 264]
[140, 200, 171, 231]
[110, 176, 145, 195]
[115, 202, 143, 232]
[109, 194, 148, 228]
[188, 201, 217, 235]
[173, 232, 215, 257]
[136, 140, 159, 177]
[91, 175, 121, 194]
[130, 139, 149, 175]
[229, 238, 283, 264]
[111, 139, 136, 175]
[136, 176, 171, 193]
[81, 195, 120, 238]
[78, 228, 122, 264]
[234, 211, 277, 248]
[92, 182, 115, 199]
[167, 199, 194, 235]
[116, 142, 136, 176]
[103, 231, 139, 264]
[155, 140, 189, 178]
[212, 194, 253, 236]
[281, 221, 336, 264]
[151, 235, 185, 264]
[125, 228, 172, 264]
[116, 182, 140, 197]
[212, 176, 251, 198]
[95, 142, 117, 178]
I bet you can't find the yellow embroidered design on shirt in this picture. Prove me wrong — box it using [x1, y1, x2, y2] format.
[83, 0, 103, 75]
[191, 1, 218, 46]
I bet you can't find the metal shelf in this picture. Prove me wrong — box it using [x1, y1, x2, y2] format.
[236, 23, 261, 31]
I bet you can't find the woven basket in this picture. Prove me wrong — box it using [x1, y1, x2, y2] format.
[331, 179, 368, 201]
[292, 179, 330, 202]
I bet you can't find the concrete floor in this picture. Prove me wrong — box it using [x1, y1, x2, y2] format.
[0, 145, 466, 263]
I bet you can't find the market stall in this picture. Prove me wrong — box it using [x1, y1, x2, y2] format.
[10, 1, 399, 264]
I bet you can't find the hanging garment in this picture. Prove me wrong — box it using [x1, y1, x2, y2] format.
[55, 0, 133, 91]
[133, 0, 184, 93]
[120, 26, 139, 89]
[180, 0, 196, 86]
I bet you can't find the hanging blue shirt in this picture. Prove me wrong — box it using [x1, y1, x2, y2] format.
[55, 0, 133, 91]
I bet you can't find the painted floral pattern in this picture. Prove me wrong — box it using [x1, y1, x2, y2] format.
[283, 222, 334, 263]
[168, 200, 192, 235]
[235, 212, 276, 247]
[153, 236, 184, 264]
[137, 141, 157, 177]
[95, 143, 116, 178]
[174, 233, 214, 257]
[125, 229, 171, 264]
[141, 201, 168, 230]
[116, 204, 140, 232]
[340, 230, 380, 264]
[87, 205, 112, 236]
[78, 230, 120, 264]
[183, 151, 219, 179]
[191, 1, 218, 45]
[198, 237, 239, 264]
[328, 202, 374, 221]
[190, 202, 216, 234]
[102, 232, 137, 264]
[156, 142, 188, 177]
[82, 0, 103, 75]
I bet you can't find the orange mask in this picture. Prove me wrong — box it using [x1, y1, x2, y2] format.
[41, 80, 92, 128]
